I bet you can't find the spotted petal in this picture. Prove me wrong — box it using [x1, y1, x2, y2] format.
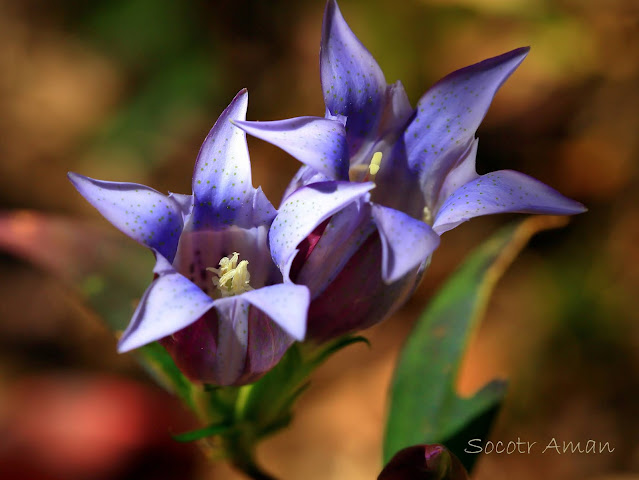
[191, 89, 276, 229]
[241, 283, 310, 341]
[433, 170, 587, 234]
[117, 253, 215, 352]
[269, 181, 375, 280]
[372, 205, 440, 283]
[67, 173, 184, 263]
[235, 117, 349, 181]
[405, 47, 530, 204]
[321, 0, 387, 155]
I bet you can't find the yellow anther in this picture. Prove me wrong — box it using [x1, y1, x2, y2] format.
[369, 151, 383, 177]
[423, 206, 433, 225]
[207, 252, 253, 297]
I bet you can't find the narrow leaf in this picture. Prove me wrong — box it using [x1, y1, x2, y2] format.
[384, 216, 570, 470]
[173, 422, 233, 443]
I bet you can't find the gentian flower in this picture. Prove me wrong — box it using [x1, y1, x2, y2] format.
[68, 90, 310, 386]
[235, 0, 585, 341]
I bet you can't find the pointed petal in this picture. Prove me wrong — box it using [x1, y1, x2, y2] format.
[117, 254, 214, 352]
[191, 89, 276, 229]
[321, 0, 387, 154]
[433, 170, 587, 234]
[269, 181, 375, 280]
[372, 205, 440, 283]
[379, 80, 414, 137]
[241, 283, 310, 341]
[235, 117, 349, 181]
[405, 48, 530, 199]
[68, 172, 184, 263]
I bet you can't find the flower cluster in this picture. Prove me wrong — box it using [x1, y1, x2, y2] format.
[69, 0, 585, 386]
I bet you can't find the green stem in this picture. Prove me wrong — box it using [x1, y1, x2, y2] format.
[223, 429, 279, 480]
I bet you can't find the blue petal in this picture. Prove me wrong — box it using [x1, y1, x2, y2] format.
[117, 254, 215, 352]
[241, 283, 310, 341]
[68, 173, 184, 263]
[235, 117, 349, 181]
[191, 89, 276, 229]
[371, 205, 440, 283]
[168, 192, 194, 221]
[282, 165, 331, 201]
[404, 48, 530, 203]
[433, 170, 587, 234]
[434, 138, 479, 211]
[378, 80, 414, 138]
[370, 138, 425, 221]
[321, 0, 387, 155]
[295, 198, 376, 296]
[269, 181, 375, 280]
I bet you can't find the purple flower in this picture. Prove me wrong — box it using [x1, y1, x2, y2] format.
[378, 444, 468, 480]
[234, 1, 585, 339]
[68, 90, 310, 386]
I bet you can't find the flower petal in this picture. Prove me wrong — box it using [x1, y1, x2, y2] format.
[190, 89, 276, 229]
[269, 181, 375, 280]
[433, 170, 587, 234]
[209, 296, 251, 385]
[68, 173, 184, 263]
[305, 232, 419, 341]
[168, 192, 194, 221]
[241, 283, 310, 341]
[321, 0, 387, 155]
[405, 48, 530, 202]
[282, 165, 331, 201]
[371, 138, 425, 221]
[243, 310, 294, 383]
[435, 138, 479, 211]
[117, 254, 215, 352]
[372, 205, 440, 283]
[235, 117, 349, 181]
[295, 198, 376, 296]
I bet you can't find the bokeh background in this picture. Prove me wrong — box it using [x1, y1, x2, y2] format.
[1, 0, 638, 479]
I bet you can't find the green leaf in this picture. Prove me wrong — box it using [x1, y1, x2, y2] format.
[307, 335, 371, 370]
[137, 342, 194, 409]
[384, 216, 569, 471]
[173, 422, 233, 443]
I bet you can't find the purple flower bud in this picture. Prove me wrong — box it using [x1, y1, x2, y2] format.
[379, 444, 469, 480]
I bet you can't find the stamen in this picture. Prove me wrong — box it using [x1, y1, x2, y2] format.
[207, 252, 253, 297]
[422, 206, 433, 225]
[368, 151, 383, 177]
[348, 151, 384, 183]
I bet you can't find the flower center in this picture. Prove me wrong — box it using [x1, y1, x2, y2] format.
[207, 252, 253, 297]
[348, 151, 383, 183]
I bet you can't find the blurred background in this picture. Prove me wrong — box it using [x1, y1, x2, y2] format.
[0, 0, 638, 478]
